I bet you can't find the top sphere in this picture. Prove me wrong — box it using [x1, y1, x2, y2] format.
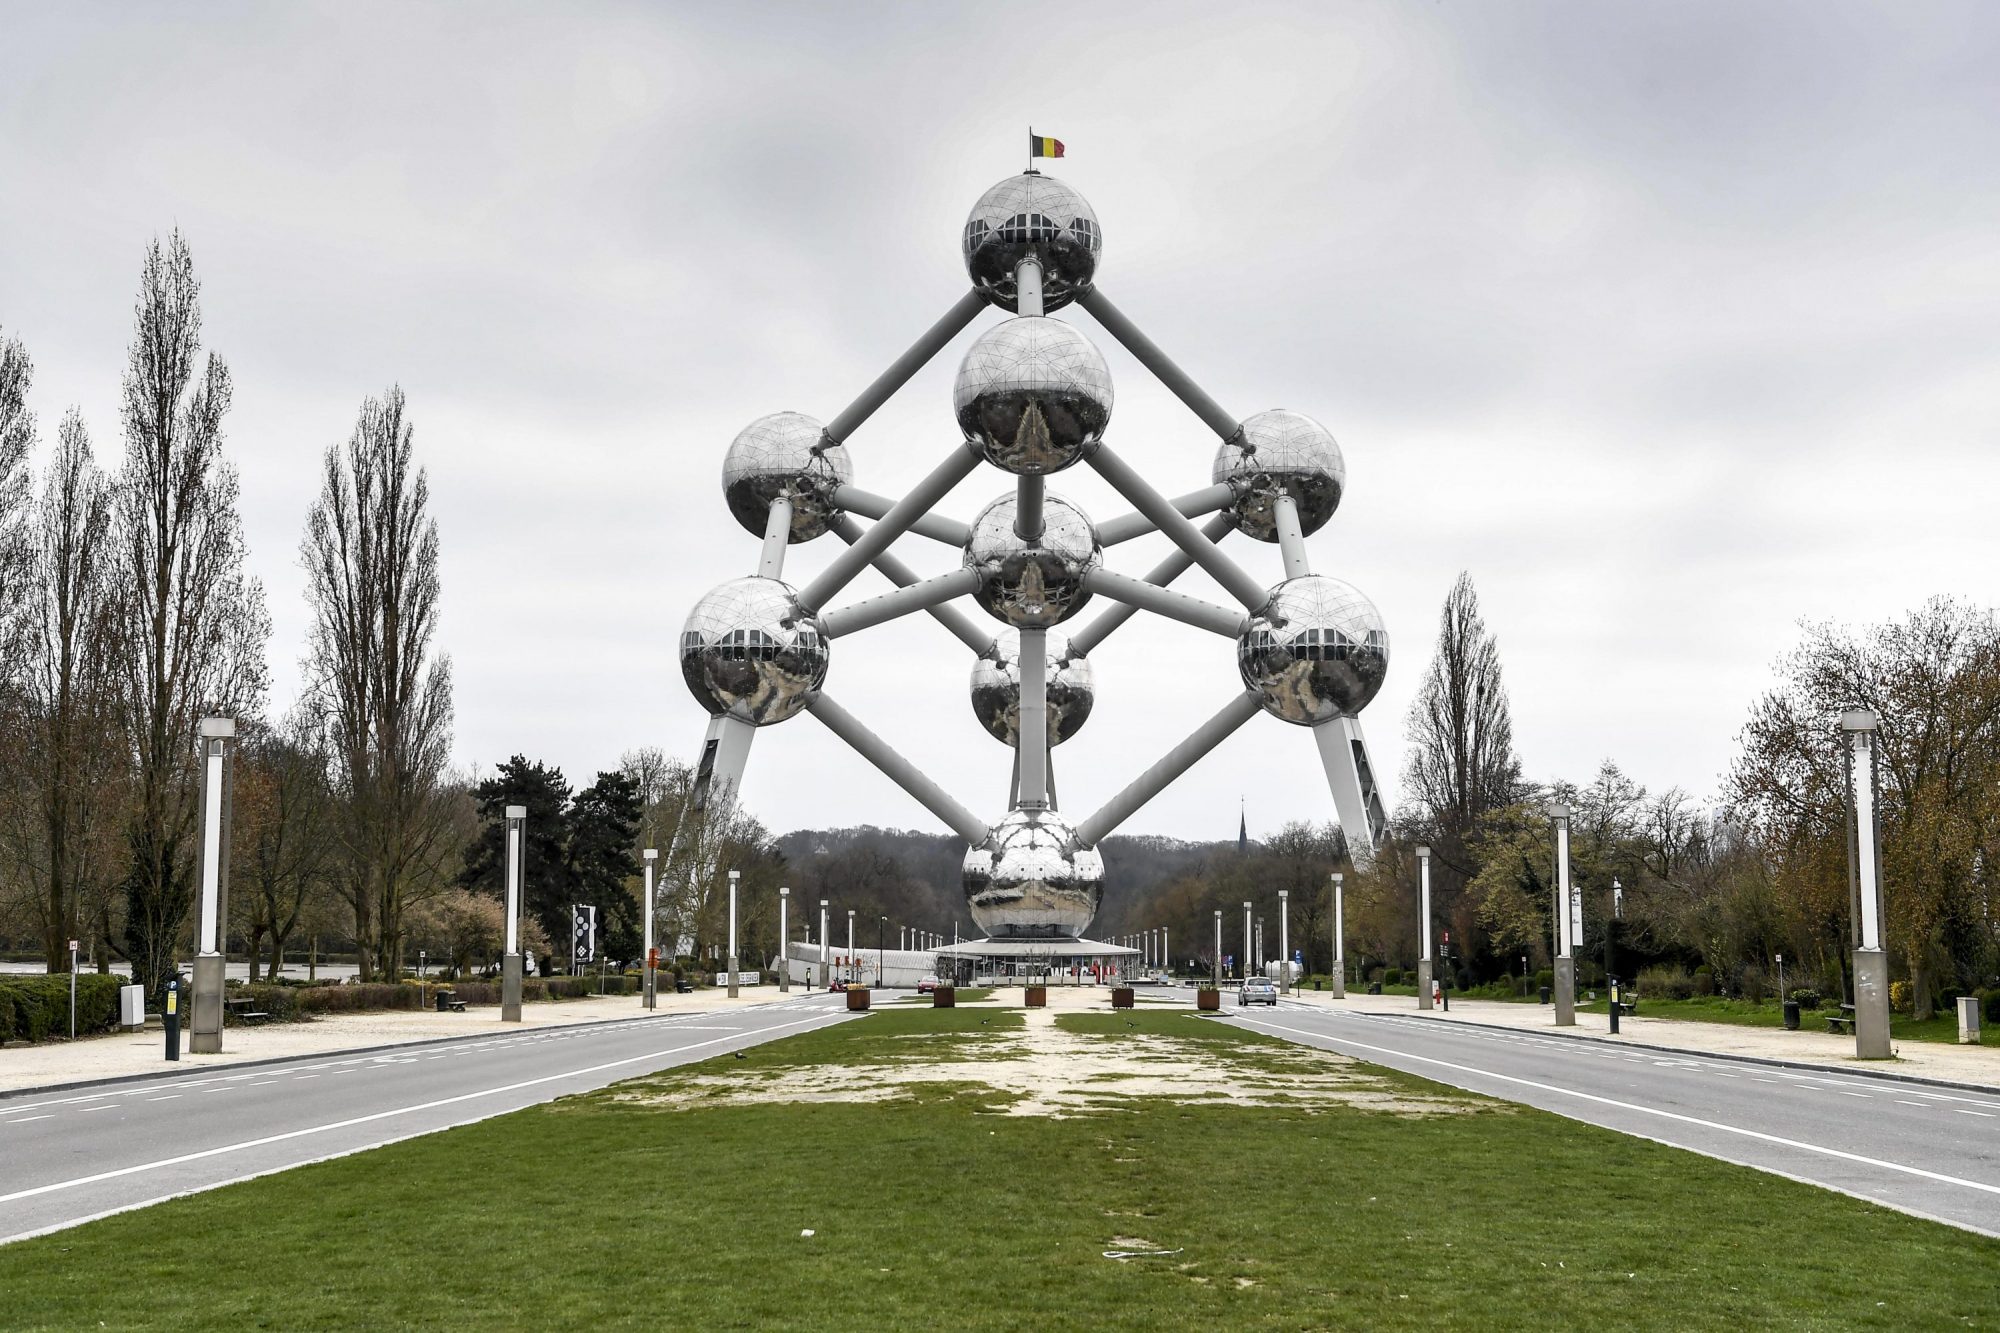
[1237, 574, 1388, 725]
[722, 412, 852, 542]
[1212, 409, 1345, 542]
[679, 576, 829, 726]
[962, 173, 1102, 313]
[953, 317, 1113, 475]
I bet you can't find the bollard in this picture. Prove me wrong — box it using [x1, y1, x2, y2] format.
[164, 975, 181, 1061]
[1608, 978, 1621, 1035]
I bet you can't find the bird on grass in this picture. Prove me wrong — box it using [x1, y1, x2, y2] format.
[732, 1051, 747, 1060]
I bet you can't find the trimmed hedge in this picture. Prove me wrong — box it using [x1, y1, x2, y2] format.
[0, 975, 126, 1043]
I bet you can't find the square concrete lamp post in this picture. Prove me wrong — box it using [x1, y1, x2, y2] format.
[1213, 910, 1223, 988]
[1242, 901, 1252, 982]
[502, 805, 527, 1021]
[1415, 845, 1434, 1011]
[726, 869, 740, 999]
[1330, 872, 1346, 998]
[1547, 804, 1577, 1027]
[641, 848, 659, 1009]
[1279, 890, 1290, 994]
[846, 910, 856, 986]
[190, 718, 236, 1055]
[778, 887, 790, 993]
[819, 899, 830, 989]
[1842, 710, 1893, 1059]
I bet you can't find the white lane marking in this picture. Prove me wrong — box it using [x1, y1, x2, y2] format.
[1231, 1015, 2000, 1199]
[0, 1011, 849, 1210]
[146, 1096, 181, 1103]
[4, 1116, 53, 1124]
[1956, 1110, 1995, 1118]
[79, 1106, 116, 1113]
[1711, 1072, 1736, 1078]
[294, 1075, 319, 1081]
[1898, 1100, 1929, 1107]
[1834, 1091, 1871, 1099]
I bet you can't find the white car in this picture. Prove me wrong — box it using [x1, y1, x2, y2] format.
[1238, 977, 1278, 1006]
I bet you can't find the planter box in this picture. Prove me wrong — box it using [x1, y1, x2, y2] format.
[933, 986, 956, 1008]
[1024, 986, 1047, 1008]
[846, 987, 871, 1011]
[1111, 987, 1135, 1009]
[1197, 988, 1221, 1012]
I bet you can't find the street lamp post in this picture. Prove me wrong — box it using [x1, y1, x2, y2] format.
[1330, 872, 1346, 998]
[1212, 910, 1222, 988]
[190, 718, 236, 1054]
[502, 804, 526, 1021]
[1278, 891, 1290, 994]
[846, 910, 856, 986]
[1241, 901, 1252, 982]
[642, 848, 659, 1009]
[778, 886, 790, 993]
[878, 915, 887, 988]
[819, 899, 830, 989]
[726, 869, 740, 999]
[1843, 710, 1893, 1058]
[1415, 846, 1434, 1011]
[1547, 803, 1577, 1026]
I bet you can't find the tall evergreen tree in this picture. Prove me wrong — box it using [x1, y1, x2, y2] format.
[462, 757, 572, 973]
[1404, 572, 1523, 859]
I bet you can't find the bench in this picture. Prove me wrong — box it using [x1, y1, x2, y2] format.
[224, 996, 272, 1024]
[1825, 1004, 1856, 1036]
[433, 990, 468, 1013]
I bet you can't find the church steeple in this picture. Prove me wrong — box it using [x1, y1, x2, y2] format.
[1238, 797, 1247, 853]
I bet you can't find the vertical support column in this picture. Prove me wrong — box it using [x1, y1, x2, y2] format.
[190, 718, 235, 1055]
[1018, 627, 1050, 809]
[692, 712, 757, 812]
[1163, 927, 1169, 977]
[778, 886, 790, 993]
[727, 869, 740, 999]
[1330, 872, 1346, 998]
[1415, 845, 1434, 1011]
[1312, 717, 1385, 867]
[1212, 910, 1222, 988]
[819, 899, 830, 989]
[1279, 891, 1291, 994]
[759, 497, 793, 579]
[1548, 803, 1575, 1026]
[1241, 901, 1252, 982]
[846, 910, 856, 987]
[642, 848, 658, 1009]
[1844, 710, 1892, 1059]
[502, 804, 526, 1021]
[1272, 492, 1311, 581]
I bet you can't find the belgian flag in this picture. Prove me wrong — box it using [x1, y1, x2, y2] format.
[1029, 130, 1065, 160]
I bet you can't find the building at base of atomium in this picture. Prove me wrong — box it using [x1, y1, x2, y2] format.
[678, 162, 1389, 966]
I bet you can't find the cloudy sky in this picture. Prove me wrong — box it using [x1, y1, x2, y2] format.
[2, 1, 1996, 844]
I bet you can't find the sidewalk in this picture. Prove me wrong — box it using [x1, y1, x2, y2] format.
[1278, 986, 2000, 1091]
[0, 986, 802, 1095]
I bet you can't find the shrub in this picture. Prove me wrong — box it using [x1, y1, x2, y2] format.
[1692, 966, 1716, 997]
[1383, 967, 1404, 986]
[1637, 965, 1694, 1001]
[297, 982, 428, 1015]
[0, 975, 126, 1043]
[1788, 988, 1822, 1011]
[1533, 968, 1554, 992]
[1985, 990, 2000, 1025]
[1889, 979, 1913, 1013]
[1738, 965, 1768, 1004]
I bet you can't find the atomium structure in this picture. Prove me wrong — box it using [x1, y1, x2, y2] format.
[679, 164, 1390, 947]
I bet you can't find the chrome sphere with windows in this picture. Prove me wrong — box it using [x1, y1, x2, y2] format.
[969, 629, 1094, 748]
[721, 412, 852, 542]
[1237, 575, 1388, 725]
[962, 173, 1102, 313]
[963, 491, 1100, 627]
[953, 317, 1112, 474]
[963, 809, 1104, 938]
[1212, 409, 1345, 542]
[679, 576, 828, 726]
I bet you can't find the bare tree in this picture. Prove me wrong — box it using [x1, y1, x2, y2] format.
[303, 386, 454, 979]
[111, 232, 270, 999]
[231, 714, 336, 980]
[0, 327, 36, 665]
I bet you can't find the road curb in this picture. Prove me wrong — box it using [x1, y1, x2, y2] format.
[1323, 1006, 2000, 1097]
[0, 1001, 811, 1104]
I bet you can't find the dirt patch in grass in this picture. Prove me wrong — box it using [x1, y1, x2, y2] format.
[609, 1006, 1477, 1119]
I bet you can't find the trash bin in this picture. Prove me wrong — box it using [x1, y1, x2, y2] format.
[1538, 986, 1551, 1005]
[1783, 999, 1800, 1030]
[435, 989, 454, 1013]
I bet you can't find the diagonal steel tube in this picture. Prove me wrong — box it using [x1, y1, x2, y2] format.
[1068, 512, 1236, 656]
[1087, 442, 1270, 612]
[807, 693, 988, 845]
[1081, 568, 1246, 638]
[821, 568, 979, 639]
[827, 514, 991, 653]
[832, 485, 970, 546]
[1077, 287, 1241, 441]
[1074, 691, 1264, 846]
[800, 443, 981, 612]
[1097, 483, 1236, 546]
[825, 290, 988, 444]
[758, 497, 793, 578]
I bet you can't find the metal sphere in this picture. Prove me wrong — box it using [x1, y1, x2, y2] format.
[1237, 575, 1389, 725]
[679, 576, 828, 726]
[721, 412, 852, 542]
[962, 173, 1102, 313]
[963, 809, 1104, 939]
[963, 491, 1101, 627]
[953, 317, 1112, 474]
[968, 629, 1094, 748]
[1213, 409, 1346, 542]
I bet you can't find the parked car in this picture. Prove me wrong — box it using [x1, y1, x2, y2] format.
[829, 979, 849, 992]
[916, 974, 940, 994]
[1238, 977, 1279, 1006]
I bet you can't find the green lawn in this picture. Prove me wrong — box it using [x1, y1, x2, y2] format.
[2, 1008, 1995, 1330]
[1574, 994, 2000, 1046]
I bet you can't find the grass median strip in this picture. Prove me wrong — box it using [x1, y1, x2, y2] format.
[0, 1007, 1993, 1330]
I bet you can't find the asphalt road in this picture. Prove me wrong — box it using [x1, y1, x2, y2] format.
[1221, 1000, 2000, 1237]
[0, 992, 857, 1244]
